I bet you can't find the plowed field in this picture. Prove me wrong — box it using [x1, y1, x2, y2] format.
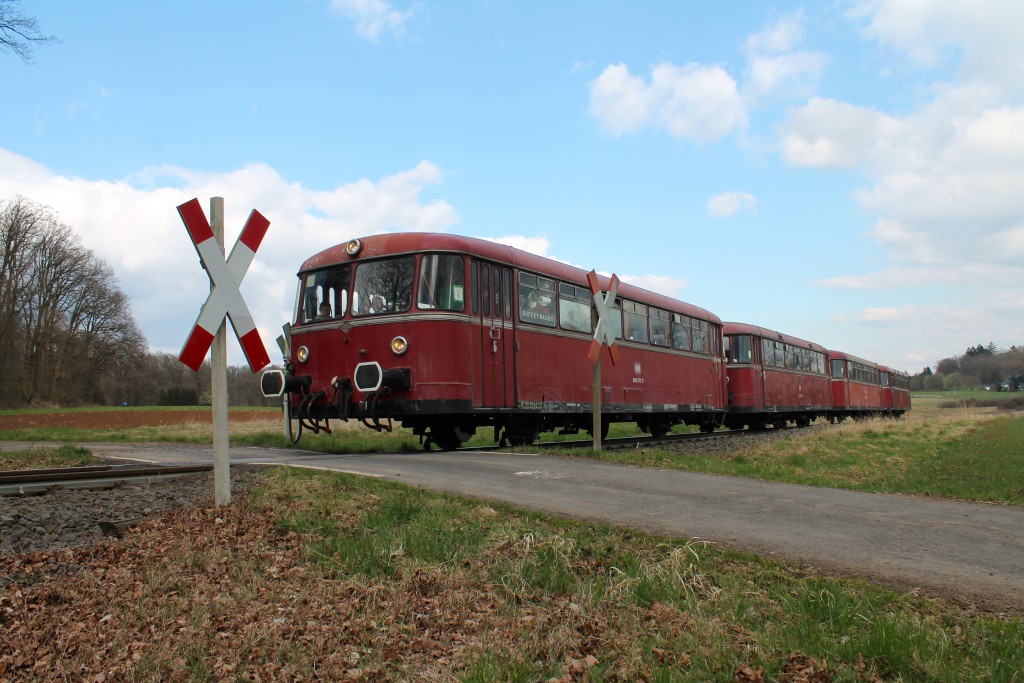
[0, 409, 274, 431]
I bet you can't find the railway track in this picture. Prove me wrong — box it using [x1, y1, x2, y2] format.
[0, 464, 214, 496]
[457, 426, 780, 452]
[532, 427, 764, 451]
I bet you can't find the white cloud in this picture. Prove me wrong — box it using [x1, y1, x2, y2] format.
[619, 274, 689, 300]
[589, 13, 828, 144]
[707, 191, 756, 218]
[847, 0, 1024, 90]
[779, 7, 1024, 272]
[0, 149, 458, 365]
[589, 62, 747, 143]
[483, 235, 551, 258]
[330, 0, 417, 41]
[588, 63, 657, 137]
[742, 11, 827, 104]
[779, 97, 902, 168]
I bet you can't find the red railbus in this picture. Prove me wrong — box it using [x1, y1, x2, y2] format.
[723, 323, 831, 429]
[827, 350, 886, 420]
[880, 366, 912, 416]
[262, 233, 726, 449]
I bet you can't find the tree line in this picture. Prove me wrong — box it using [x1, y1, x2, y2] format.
[910, 343, 1024, 392]
[0, 197, 274, 408]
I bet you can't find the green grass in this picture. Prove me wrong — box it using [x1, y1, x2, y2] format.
[0, 444, 98, 470]
[254, 467, 1024, 681]
[551, 413, 1024, 506]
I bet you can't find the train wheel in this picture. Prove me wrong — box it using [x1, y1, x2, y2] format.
[699, 422, 716, 434]
[284, 400, 302, 444]
[505, 418, 540, 447]
[586, 418, 610, 442]
[430, 423, 473, 451]
[795, 415, 811, 428]
[649, 419, 671, 439]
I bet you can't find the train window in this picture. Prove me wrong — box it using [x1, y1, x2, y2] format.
[610, 299, 623, 339]
[692, 320, 710, 354]
[471, 262, 479, 314]
[671, 314, 691, 351]
[298, 264, 352, 324]
[493, 266, 503, 318]
[726, 335, 752, 364]
[831, 359, 845, 378]
[559, 283, 592, 334]
[649, 309, 670, 347]
[417, 254, 465, 311]
[761, 338, 773, 367]
[623, 301, 648, 343]
[481, 264, 491, 316]
[352, 256, 414, 316]
[518, 272, 556, 327]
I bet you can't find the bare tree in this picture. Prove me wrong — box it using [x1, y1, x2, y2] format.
[0, 0, 57, 63]
[0, 197, 148, 406]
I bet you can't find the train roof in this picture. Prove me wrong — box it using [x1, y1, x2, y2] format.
[300, 232, 721, 323]
[827, 349, 882, 368]
[722, 322, 827, 353]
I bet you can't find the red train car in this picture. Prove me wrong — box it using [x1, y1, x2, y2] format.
[880, 366, 911, 416]
[262, 233, 726, 449]
[827, 350, 886, 420]
[722, 323, 831, 429]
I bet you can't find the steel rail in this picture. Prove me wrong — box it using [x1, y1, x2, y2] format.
[0, 464, 213, 496]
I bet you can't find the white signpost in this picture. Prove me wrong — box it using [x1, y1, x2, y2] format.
[178, 197, 271, 505]
[586, 270, 620, 451]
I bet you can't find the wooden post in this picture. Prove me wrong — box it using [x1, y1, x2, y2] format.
[210, 197, 231, 506]
[592, 356, 601, 451]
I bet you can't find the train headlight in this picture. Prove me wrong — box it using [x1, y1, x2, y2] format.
[296, 345, 310, 364]
[390, 336, 409, 356]
[345, 239, 362, 257]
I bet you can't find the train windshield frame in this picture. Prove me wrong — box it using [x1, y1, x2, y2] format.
[417, 253, 466, 311]
[296, 263, 352, 324]
[351, 256, 415, 316]
[725, 334, 752, 364]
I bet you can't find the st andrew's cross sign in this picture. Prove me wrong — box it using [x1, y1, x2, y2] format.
[586, 269, 620, 366]
[177, 198, 271, 373]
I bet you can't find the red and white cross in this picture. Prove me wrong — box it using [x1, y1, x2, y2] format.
[586, 269, 620, 366]
[177, 198, 271, 372]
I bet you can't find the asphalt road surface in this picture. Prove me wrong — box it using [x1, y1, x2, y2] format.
[87, 442, 1024, 611]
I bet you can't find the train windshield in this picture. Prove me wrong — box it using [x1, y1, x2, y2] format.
[417, 254, 466, 311]
[352, 256, 415, 316]
[726, 335, 752, 363]
[297, 264, 352, 324]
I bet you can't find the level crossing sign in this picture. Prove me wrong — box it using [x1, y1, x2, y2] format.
[586, 270, 620, 366]
[177, 198, 271, 373]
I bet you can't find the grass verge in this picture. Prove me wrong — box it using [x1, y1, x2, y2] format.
[3, 467, 1021, 680]
[571, 411, 1024, 506]
[0, 444, 98, 470]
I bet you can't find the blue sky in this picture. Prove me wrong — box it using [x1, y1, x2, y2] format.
[2, 0, 1022, 373]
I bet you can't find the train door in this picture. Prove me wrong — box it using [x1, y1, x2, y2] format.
[473, 260, 515, 408]
[749, 336, 765, 410]
[830, 358, 849, 409]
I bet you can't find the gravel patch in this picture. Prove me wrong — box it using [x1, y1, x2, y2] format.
[0, 466, 267, 558]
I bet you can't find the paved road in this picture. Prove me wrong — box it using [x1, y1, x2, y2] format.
[87, 442, 1024, 611]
